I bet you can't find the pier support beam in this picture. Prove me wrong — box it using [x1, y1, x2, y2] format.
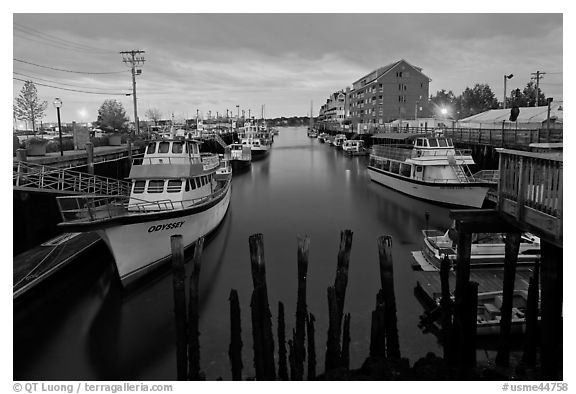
[540, 241, 563, 379]
[496, 232, 521, 367]
[86, 142, 94, 175]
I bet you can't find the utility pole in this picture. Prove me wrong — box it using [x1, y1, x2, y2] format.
[120, 50, 145, 134]
[530, 71, 545, 107]
[503, 74, 513, 109]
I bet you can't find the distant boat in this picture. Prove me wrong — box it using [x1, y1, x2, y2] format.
[238, 122, 271, 160]
[226, 143, 252, 173]
[342, 139, 368, 156]
[318, 133, 329, 143]
[367, 133, 497, 208]
[332, 134, 347, 149]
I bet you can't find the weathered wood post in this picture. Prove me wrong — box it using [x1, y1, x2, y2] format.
[248, 233, 276, 380]
[540, 241, 563, 380]
[462, 281, 479, 369]
[369, 289, 386, 358]
[228, 289, 243, 381]
[325, 286, 341, 371]
[341, 313, 351, 370]
[453, 230, 472, 365]
[170, 235, 188, 381]
[440, 255, 455, 364]
[522, 262, 540, 366]
[188, 237, 204, 380]
[86, 142, 94, 175]
[277, 302, 289, 380]
[377, 235, 400, 359]
[496, 232, 521, 367]
[294, 235, 310, 380]
[306, 313, 317, 380]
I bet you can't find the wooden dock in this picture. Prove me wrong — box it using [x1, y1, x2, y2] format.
[13, 231, 103, 299]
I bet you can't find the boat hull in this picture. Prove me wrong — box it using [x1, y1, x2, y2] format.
[97, 182, 231, 286]
[367, 166, 489, 208]
[251, 148, 270, 161]
[230, 159, 251, 174]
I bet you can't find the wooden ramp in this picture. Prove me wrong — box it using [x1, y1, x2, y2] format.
[13, 232, 103, 299]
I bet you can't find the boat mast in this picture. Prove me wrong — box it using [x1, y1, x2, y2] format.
[309, 100, 314, 129]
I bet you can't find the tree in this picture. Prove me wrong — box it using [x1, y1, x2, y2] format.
[507, 81, 546, 108]
[428, 89, 457, 117]
[13, 81, 48, 133]
[458, 83, 499, 118]
[145, 107, 162, 126]
[95, 99, 129, 132]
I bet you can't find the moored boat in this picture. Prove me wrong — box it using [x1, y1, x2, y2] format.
[317, 132, 329, 143]
[56, 132, 232, 287]
[238, 122, 271, 160]
[226, 143, 252, 173]
[342, 139, 368, 156]
[412, 229, 541, 271]
[332, 134, 347, 149]
[367, 133, 497, 208]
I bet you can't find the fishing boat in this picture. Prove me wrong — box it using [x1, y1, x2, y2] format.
[56, 131, 232, 286]
[412, 229, 541, 271]
[342, 139, 368, 156]
[317, 133, 329, 143]
[367, 133, 497, 208]
[226, 143, 252, 173]
[238, 122, 271, 160]
[332, 134, 347, 149]
[215, 156, 232, 181]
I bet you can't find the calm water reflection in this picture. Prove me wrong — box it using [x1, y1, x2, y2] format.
[14, 126, 454, 380]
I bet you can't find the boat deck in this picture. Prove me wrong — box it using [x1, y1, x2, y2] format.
[13, 232, 103, 299]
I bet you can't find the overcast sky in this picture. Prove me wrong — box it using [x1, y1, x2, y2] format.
[12, 13, 563, 124]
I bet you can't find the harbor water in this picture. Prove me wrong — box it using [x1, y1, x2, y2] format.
[14, 126, 455, 380]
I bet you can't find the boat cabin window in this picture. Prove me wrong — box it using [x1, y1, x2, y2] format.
[167, 180, 183, 193]
[447, 138, 453, 147]
[416, 166, 423, 173]
[428, 139, 439, 147]
[133, 180, 146, 193]
[185, 180, 190, 192]
[416, 139, 424, 147]
[148, 180, 165, 193]
[194, 178, 201, 189]
[158, 142, 170, 154]
[187, 143, 199, 154]
[438, 139, 448, 147]
[146, 143, 156, 154]
[172, 142, 184, 154]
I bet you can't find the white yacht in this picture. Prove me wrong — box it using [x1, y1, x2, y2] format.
[238, 122, 271, 160]
[56, 132, 231, 286]
[367, 133, 497, 208]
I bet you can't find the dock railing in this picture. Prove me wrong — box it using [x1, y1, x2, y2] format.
[13, 161, 131, 196]
[444, 127, 563, 149]
[497, 149, 562, 243]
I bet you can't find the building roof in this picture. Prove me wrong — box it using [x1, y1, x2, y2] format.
[352, 59, 431, 86]
[371, 132, 421, 140]
[458, 102, 563, 124]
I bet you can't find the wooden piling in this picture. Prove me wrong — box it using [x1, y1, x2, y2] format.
[277, 302, 289, 381]
[462, 281, 478, 369]
[334, 230, 353, 326]
[248, 234, 276, 380]
[369, 289, 386, 358]
[288, 337, 296, 381]
[341, 313, 351, 370]
[440, 255, 455, 364]
[453, 231, 472, 365]
[522, 262, 540, 366]
[377, 235, 400, 359]
[187, 237, 204, 380]
[306, 313, 317, 380]
[496, 232, 521, 367]
[228, 289, 243, 381]
[86, 142, 94, 175]
[170, 235, 188, 381]
[295, 235, 310, 380]
[325, 286, 341, 372]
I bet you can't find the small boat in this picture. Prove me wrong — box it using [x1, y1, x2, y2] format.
[238, 122, 271, 160]
[317, 133, 329, 143]
[412, 229, 540, 271]
[342, 139, 368, 156]
[332, 134, 347, 149]
[56, 130, 232, 287]
[215, 156, 232, 181]
[416, 283, 533, 336]
[367, 133, 497, 208]
[226, 143, 252, 173]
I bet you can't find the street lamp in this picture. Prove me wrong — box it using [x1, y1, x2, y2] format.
[53, 98, 63, 156]
[503, 74, 513, 109]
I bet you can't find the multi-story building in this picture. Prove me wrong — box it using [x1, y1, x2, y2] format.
[320, 90, 347, 130]
[348, 59, 431, 133]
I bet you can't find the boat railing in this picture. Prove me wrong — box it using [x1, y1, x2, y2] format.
[201, 154, 221, 170]
[371, 144, 413, 161]
[133, 156, 202, 166]
[472, 170, 500, 183]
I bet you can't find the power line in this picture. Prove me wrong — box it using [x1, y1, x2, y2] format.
[13, 77, 131, 96]
[13, 71, 131, 91]
[14, 31, 106, 55]
[120, 50, 146, 134]
[14, 58, 127, 75]
[14, 23, 116, 54]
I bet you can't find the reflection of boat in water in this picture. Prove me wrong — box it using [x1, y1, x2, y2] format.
[57, 131, 231, 287]
[367, 133, 497, 208]
[412, 229, 541, 271]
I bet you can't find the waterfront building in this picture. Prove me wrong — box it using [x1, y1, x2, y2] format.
[348, 59, 431, 134]
[318, 90, 348, 131]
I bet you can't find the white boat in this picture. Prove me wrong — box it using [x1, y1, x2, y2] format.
[56, 132, 231, 287]
[238, 122, 271, 160]
[226, 143, 252, 173]
[367, 133, 497, 208]
[342, 139, 368, 155]
[317, 133, 329, 143]
[412, 229, 541, 271]
[332, 134, 347, 149]
[215, 156, 232, 181]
